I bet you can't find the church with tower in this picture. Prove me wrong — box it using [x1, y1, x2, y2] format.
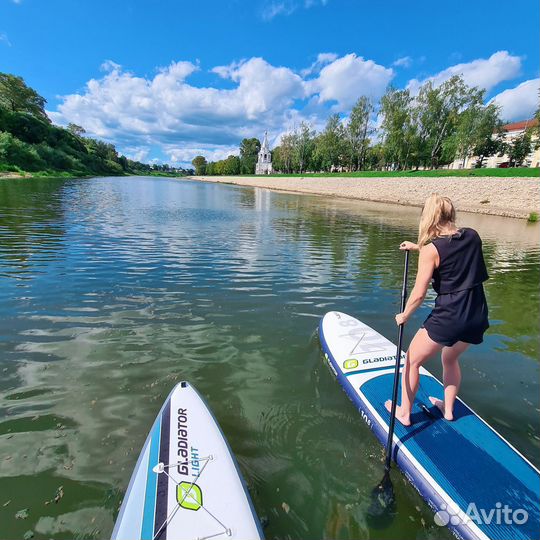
[255, 131, 273, 175]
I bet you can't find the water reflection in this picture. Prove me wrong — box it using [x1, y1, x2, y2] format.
[0, 176, 538, 540]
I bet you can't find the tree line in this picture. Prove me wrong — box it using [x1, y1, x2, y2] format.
[193, 75, 539, 175]
[0, 72, 191, 177]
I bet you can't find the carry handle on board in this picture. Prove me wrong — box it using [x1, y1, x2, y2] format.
[367, 248, 410, 523]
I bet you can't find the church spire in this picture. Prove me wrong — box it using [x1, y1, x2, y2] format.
[255, 130, 273, 175]
[262, 130, 269, 150]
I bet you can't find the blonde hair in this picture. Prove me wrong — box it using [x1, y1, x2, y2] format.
[418, 193, 456, 248]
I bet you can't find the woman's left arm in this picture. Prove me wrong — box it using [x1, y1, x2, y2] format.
[396, 245, 437, 325]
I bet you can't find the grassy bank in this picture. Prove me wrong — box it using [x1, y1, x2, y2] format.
[247, 167, 539, 178]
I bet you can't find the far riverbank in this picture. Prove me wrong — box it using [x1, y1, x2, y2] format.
[189, 175, 540, 219]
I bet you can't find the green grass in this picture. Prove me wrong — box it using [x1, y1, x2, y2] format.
[528, 212, 539, 223]
[241, 167, 539, 178]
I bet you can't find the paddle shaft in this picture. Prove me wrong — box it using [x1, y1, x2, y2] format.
[384, 249, 410, 472]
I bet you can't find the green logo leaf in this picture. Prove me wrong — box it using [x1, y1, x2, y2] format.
[177, 482, 203, 511]
[343, 358, 359, 369]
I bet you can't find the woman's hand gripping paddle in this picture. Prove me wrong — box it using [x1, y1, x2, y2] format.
[367, 249, 410, 525]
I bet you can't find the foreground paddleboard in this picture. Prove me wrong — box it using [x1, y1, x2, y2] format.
[319, 311, 539, 540]
[112, 381, 263, 540]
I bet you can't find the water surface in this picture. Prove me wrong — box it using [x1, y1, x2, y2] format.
[0, 176, 538, 540]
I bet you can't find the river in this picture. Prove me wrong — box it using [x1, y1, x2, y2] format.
[0, 176, 538, 540]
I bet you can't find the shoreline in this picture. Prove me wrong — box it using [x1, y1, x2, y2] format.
[189, 175, 540, 219]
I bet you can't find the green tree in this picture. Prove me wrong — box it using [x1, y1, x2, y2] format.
[345, 97, 373, 171]
[505, 131, 533, 167]
[239, 138, 261, 174]
[447, 102, 501, 167]
[192, 155, 207, 175]
[380, 87, 412, 169]
[67, 123, 86, 137]
[473, 128, 504, 168]
[314, 114, 346, 172]
[0, 73, 49, 121]
[292, 122, 315, 173]
[275, 133, 296, 173]
[415, 75, 484, 168]
[222, 155, 241, 175]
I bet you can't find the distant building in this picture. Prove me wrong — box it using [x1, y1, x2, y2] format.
[448, 118, 539, 169]
[255, 131, 273, 175]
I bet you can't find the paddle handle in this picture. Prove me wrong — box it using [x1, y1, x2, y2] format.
[384, 249, 410, 472]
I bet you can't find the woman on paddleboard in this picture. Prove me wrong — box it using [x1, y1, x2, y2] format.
[386, 193, 489, 426]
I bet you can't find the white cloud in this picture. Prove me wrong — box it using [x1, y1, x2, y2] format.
[393, 56, 412, 68]
[490, 78, 540, 122]
[407, 51, 522, 94]
[123, 146, 150, 163]
[261, 0, 329, 20]
[164, 144, 240, 164]
[50, 58, 306, 165]
[306, 53, 394, 110]
[0, 32, 11, 47]
[300, 52, 338, 77]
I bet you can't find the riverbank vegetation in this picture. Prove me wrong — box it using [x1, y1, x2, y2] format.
[194, 75, 539, 176]
[0, 72, 192, 178]
[249, 167, 540, 178]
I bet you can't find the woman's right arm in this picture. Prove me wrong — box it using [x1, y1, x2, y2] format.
[400, 241, 419, 251]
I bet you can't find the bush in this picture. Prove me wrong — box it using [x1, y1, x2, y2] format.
[35, 143, 81, 171]
[0, 131, 46, 171]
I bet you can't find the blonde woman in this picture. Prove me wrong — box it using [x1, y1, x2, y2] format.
[385, 193, 489, 426]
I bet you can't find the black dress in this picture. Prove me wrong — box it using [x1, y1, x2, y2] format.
[422, 228, 489, 347]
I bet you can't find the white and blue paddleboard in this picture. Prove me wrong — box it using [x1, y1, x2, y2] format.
[112, 381, 264, 540]
[319, 311, 540, 540]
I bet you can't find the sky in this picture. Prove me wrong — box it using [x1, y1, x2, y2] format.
[1, 0, 539, 167]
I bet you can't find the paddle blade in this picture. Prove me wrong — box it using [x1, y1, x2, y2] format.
[366, 470, 396, 528]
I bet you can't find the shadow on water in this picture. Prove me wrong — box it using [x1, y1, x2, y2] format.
[0, 176, 538, 539]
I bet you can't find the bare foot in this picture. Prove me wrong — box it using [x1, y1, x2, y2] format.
[385, 400, 411, 426]
[429, 396, 454, 421]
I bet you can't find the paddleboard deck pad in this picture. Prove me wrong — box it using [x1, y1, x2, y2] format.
[319, 311, 540, 540]
[112, 381, 263, 540]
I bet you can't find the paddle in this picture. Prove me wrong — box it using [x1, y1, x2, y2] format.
[367, 248, 410, 524]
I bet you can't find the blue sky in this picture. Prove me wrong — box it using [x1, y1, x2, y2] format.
[1, 0, 539, 166]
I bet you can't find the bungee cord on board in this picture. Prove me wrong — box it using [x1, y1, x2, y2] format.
[152, 456, 232, 540]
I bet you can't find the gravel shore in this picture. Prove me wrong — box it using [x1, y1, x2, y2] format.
[190, 175, 540, 219]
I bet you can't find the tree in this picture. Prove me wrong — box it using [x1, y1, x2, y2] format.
[192, 155, 207, 175]
[379, 87, 416, 169]
[292, 122, 315, 173]
[415, 75, 484, 168]
[314, 114, 346, 172]
[346, 97, 373, 171]
[239, 138, 260, 174]
[222, 155, 241, 175]
[0, 73, 49, 121]
[473, 128, 504, 168]
[448, 102, 501, 167]
[505, 131, 533, 167]
[67, 123, 86, 137]
[275, 133, 296, 173]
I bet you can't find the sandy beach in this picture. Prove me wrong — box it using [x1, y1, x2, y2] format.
[190, 175, 540, 219]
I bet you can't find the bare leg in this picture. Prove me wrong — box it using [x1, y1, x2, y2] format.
[386, 328, 443, 426]
[430, 341, 469, 420]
